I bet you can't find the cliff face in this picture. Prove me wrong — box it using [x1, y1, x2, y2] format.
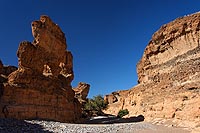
[0, 16, 81, 122]
[137, 13, 200, 84]
[104, 12, 200, 129]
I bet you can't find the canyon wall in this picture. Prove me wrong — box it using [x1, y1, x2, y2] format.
[104, 12, 200, 129]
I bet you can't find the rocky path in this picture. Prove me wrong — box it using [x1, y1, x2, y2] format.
[0, 118, 191, 133]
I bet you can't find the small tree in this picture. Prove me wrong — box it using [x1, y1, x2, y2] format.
[84, 95, 108, 116]
[117, 109, 129, 118]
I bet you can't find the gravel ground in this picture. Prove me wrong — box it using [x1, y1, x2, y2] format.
[0, 118, 190, 133]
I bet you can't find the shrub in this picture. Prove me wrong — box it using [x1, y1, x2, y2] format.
[117, 109, 129, 118]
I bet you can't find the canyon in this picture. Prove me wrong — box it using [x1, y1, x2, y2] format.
[0, 12, 200, 132]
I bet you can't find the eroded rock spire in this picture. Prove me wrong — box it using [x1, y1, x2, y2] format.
[0, 15, 81, 122]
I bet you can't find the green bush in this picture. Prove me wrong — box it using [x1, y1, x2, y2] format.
[117, 109, 129, 118]
[84, 95, 108, 115]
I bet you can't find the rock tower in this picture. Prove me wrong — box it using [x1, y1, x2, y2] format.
[0, 16, 81, 122]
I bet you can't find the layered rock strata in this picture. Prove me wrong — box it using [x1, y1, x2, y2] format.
[104, 12, 200, 129]
[0, 16, 81, 122]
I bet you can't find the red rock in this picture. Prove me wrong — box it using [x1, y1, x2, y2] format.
[104, 12, 200, 130]
[73, 82, 90, 104]
[0, 60, 17, 83]
[0, 15, 81, 122]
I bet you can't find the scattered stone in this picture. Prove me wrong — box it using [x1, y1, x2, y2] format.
[0, 118, 190, 133]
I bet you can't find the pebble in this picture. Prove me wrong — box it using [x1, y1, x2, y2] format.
[0, 118, 158, 133]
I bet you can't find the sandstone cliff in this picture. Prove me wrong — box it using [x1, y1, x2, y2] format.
[104, 12, 200, 129]
[0, 16, 81, 122]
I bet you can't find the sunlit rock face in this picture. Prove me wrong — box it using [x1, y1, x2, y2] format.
[104, 12, 200, 129]
[0, 15, 81, 123]
[137, 13, 200, 84]
[73, 82, 90, 104]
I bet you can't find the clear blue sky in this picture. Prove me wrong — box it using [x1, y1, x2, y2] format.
[0, 0, 200, 98]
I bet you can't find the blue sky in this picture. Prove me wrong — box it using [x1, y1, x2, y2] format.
[0, 0, 200, 97]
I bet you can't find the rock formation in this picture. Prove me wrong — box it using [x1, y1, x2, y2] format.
[104, 12, 200, 129]
[0, 16, 81, 122]
[73, 82, 90, 118]
[0, 60, 17, 84]
[73, 82, 90, 104]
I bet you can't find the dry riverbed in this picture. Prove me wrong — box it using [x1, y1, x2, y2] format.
[0, 118, 191, 133]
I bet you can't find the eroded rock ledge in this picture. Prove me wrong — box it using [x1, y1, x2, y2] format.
[0, 16, 81, 122]
[73, 82, 90, 104]
[104, 12, 200, 129]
